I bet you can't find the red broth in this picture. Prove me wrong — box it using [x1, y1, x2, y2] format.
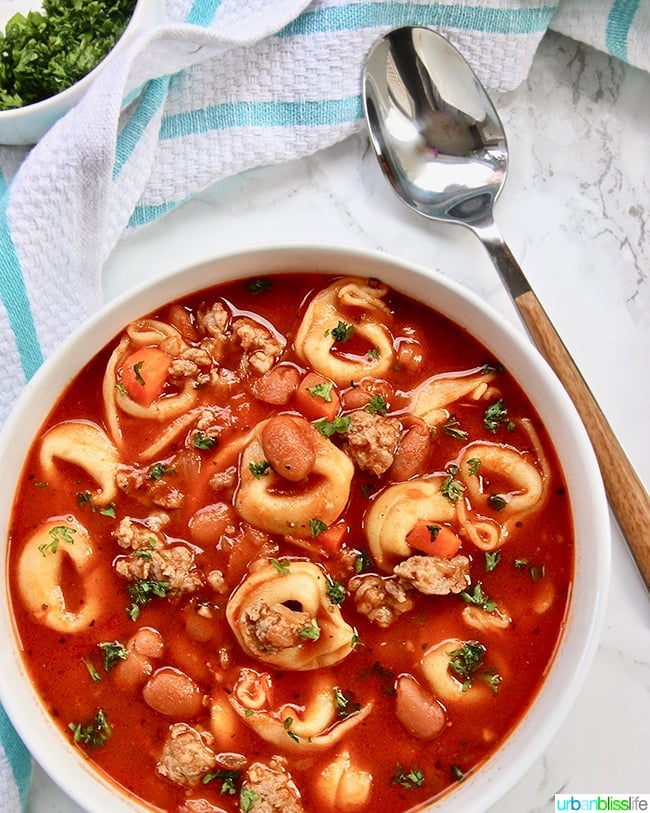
[8, 273, 573, 812]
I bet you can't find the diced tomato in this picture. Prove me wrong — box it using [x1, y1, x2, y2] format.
[119, 347, 171, 407]
[317, 523, 347, 556]
[294, 371, 341, 421]
[406, 521, 461, 558]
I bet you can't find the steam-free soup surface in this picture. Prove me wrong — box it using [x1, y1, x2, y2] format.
[9, 273, 573, 812]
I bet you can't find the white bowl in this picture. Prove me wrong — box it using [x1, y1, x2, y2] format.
[0, 245, 610, 812]
[0, 0, 163, 145]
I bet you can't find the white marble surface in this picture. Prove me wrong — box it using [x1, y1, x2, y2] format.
[27, 30, 649, 813]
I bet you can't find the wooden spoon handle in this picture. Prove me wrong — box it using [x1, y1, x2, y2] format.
[477, 223, 650, 588]
[515, 288, 650, 588]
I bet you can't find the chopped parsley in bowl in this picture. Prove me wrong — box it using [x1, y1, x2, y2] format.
[0, 0, 162, 145]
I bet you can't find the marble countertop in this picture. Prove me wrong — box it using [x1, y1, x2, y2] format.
[27, 30, 649, 813]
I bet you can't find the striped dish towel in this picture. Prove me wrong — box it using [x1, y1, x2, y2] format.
[0, 1, 647, 810]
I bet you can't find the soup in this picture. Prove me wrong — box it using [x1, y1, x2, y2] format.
[7, 273, 573, 812]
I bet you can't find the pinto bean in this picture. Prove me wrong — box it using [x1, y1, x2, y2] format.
[395, 674, 446, 740]
[189, 502, 235, 546]
[260, 415, 316, 482]
[390, 422, 431, 481]
[143, 667, 204, 718]
[131, 627, 164, 659]
[249, 364, 301, 405]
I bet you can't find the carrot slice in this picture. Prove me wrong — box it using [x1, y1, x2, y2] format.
[406, 521, 461, 558]
[294, 371, 341, 421]
[120, 347, 171, 407]
[316, 523, 347, 556]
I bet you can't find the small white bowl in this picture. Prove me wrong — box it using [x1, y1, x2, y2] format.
[0, 245, 610, 812]
[0, 0, 163, 145]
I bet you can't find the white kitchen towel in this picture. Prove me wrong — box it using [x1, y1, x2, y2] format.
[0, 1, 647, 810]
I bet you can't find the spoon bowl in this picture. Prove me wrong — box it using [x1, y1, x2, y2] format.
[363, 26, 650, 587]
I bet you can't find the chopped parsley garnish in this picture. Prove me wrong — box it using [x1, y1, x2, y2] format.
[447, 642, 502, 694]
[203, 769, 240, 795]
[193, 431, 217, 450]
[248, 460, 270, 479]
[466, 457, 481, 476]
[246, 277, 272, 295]
[440, 473, 466, 501]
[451, 764, 466, 782]
[485, 551, 501, 572]
[366, 346, 380, 359]
[488, 494, 508, 512]
[126, 579, 170, 620]
[426, 524, 441, 540]
[354, 550, 373, 573]
[392, 764, 425, 789]
[460, 582, 497, 613]
[327, 580, 346, 605]
[38, 524, 76, 556]
[240, 786, 260, 813]
[148, 462, 175, 481]
[514, 559, 546, 581]
[328, 321, 354, 342]
[333, 687, 361, 718]
[68, 709, 112, 749]
[483, 399, 516, 432]
[313, 415, 350, 437]
[481, 360, 504, 375]
[364, 394, 388, 415]
[298, 619, 321, 640]
[283, 717, 300, 742]
[307, 380, 334, 402]
[77, 491, 92, 507]
[0, 0, 137, 111]
[133, 360, 146, 386]
[82, 658, 101, 683]
[443, 417, 469, 440]
[309, 518, 328, 537]
[98, 641, 128, 672]
[271, 558, 291, 576]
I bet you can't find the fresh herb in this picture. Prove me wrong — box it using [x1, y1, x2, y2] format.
[298, 619, 321, 640]
[82, 658, 102, 683]
[283, 717, 300, 742]
[126, 579, 170, 620]
[248, 460, 270, 479]
[443, 417, 469, 440]
[354, 550, 373, 573]
[0, 0, 137, 111]
[240, 786, 260, 813]
[426, 524, 441, 540]
[364, 394, 388, 415]
[440, 473, 466, 502]
[246, 277, 272, 295]
[38, 524, 76, 556]
[148, 462, 174, 481]
[466, 457, 482, 476]
[460, 582, 497, 613]
[483, 399, 516, 433]
[98, 641, 128, 672]
[193, 431, 217, 450]
[313, 415, 350, 437]
[488, 494, 508, 512]
[514, 558, 546, 581]
[327, 580, 346, 605]
[366, 347, 380, 359]
[271, 558, 290, 576]
[392, 764, 425, 789]
[485, 551, 501, 572]
[133, 360, 146, 386]
[451, 764, 466, 782]
[333, 687, 361, 718]
[307, 380, 334, 402]
[203, 769, 240, 795]
[68, 709, 112, 748]
[481, 360, 504, 375]
[77, 491, 92, 507]
[328, 321, 354, 342]
[447, 642, 502, 694]
[309, 518, 327, 537]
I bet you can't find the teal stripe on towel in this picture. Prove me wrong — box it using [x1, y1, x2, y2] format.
[0, 705, 32, 806]
[278, 2, 556, 37]
[186, 0, 222, 26]
[0, 194, 44, 380]
[606, 0, 640, 62]
[114, 76, 171, 179]
[159, 96, 362, 139]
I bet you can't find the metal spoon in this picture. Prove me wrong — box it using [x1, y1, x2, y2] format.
[363, 25, 650, 588]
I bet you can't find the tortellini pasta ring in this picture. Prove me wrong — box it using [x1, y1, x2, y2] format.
[365, 479, 456, 572]
[410, 369, 496, 427]
[16, 517, 105, 633]
[294, 277, 395, 384]
[226, 560, 356, 670]
[420, 638, 495, 705]
[39, 420, 119, 506]
[315, 750, 373, 811]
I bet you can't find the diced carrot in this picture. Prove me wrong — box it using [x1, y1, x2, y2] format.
[294, 371, 341, 421]
[119, 347, 171, 407]
[317, 523, 347, 556]
[406, 521, 461, 558]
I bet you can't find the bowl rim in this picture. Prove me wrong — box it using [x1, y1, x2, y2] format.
[0, 243, 611, 812]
